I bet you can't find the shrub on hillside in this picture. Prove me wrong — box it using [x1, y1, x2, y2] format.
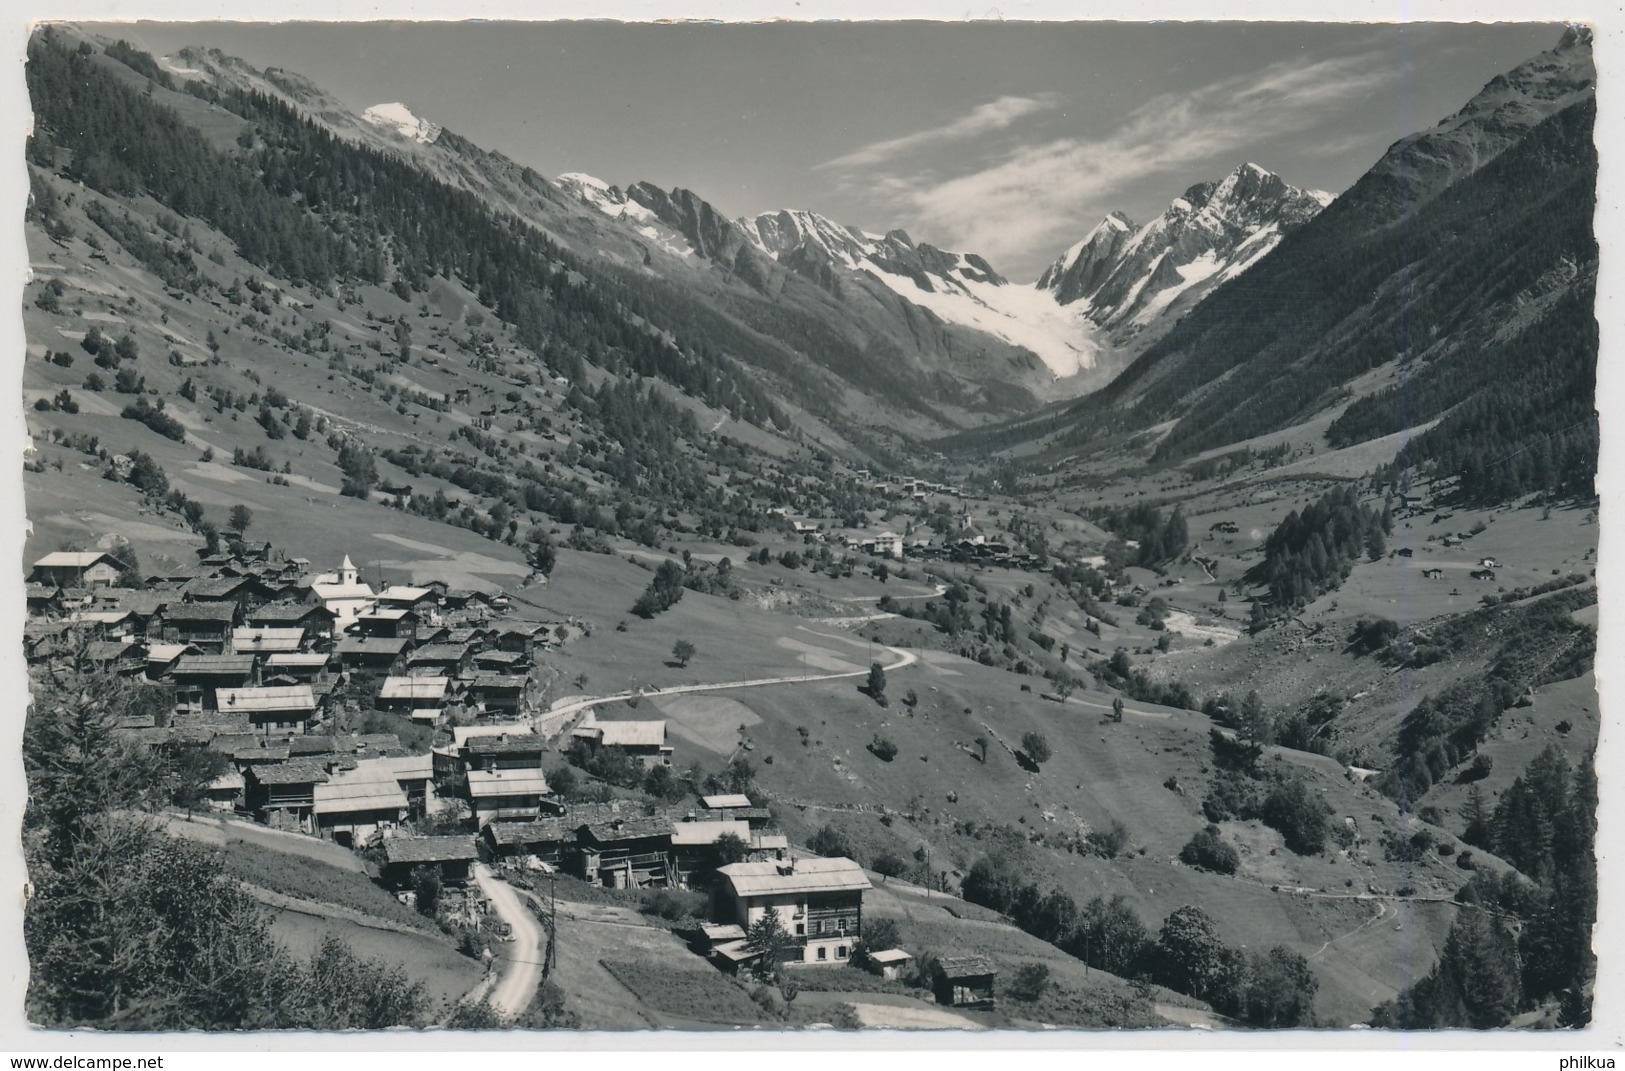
[1179, 825, 1240, 875]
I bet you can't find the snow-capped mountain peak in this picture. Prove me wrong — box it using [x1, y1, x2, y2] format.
[734, 208, 1099, 378]
[1036, 163, 1332, 336]
[741, 209, 873, 270]
[361, 102, 441, 144]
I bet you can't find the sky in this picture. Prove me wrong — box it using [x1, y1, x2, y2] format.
[94, 20, 1564, 280]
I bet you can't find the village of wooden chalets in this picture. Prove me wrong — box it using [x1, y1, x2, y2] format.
[23, 507, 1019, 1029]
[16, 21, 1602, 1037]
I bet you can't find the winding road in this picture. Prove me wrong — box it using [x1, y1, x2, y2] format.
[541, 639, 919, 732]
[473, 863, 546, 1019]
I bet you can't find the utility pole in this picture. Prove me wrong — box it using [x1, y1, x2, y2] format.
[546, 871, 558, 976]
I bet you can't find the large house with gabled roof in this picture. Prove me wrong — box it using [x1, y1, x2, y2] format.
[712, 857, 871, 969]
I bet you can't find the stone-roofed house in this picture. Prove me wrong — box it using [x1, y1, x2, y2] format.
[335, 636, 414, 675]
[573, 816, 678, 889]
[466, 767, 552, 827]
[933, 955, 998, 1009]
[181, 574, 276, 610]
[216, 685, 317, 733]
[377, 675, 450, 723]
[472, 648, 529, 672]
[313, 760, 410, 846]
[356, 606, 423, 641]
[26, 583, 63, 617]
[405, 642, 474, 677]
[230, 626, 306, 656]
[463, 731, 547, 771]
[152, 601, 242, 653]
[170, 654, 257, 714]
[246, 602, 335, 641]
[462, 671, 530, 717]
[481, 818, 571, 869]
[575, 716, 673, 767]
[262, 651, 332, 683]
[380, 835, 478, 889]
[243, 761, 330, 829]
[670, 819, 753, 885]
[84, 639, 147, 676]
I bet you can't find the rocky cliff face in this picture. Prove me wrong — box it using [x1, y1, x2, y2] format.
[1036, 163, 1332, 334]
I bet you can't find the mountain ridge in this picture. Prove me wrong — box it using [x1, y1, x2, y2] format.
[1034, 162, 1332, 343]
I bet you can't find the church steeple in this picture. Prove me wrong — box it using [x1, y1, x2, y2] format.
[339, 555, 358, 586]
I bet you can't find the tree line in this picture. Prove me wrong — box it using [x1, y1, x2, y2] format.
[961, 856, 1317, 1027]
[23, 650, 428, 1029]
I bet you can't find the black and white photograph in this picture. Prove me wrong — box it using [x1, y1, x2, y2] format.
[7, 9, 1608, 1047]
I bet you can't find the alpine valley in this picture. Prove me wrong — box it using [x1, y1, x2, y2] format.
[18, 24, 1599, 1036]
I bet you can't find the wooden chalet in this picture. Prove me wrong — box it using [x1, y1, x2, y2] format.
[463, 731, 547, 771]
[26, 583, 63, 617]
[313, 761, 410, 846]
[243, 761, 330, 829]
[246, 602, 335, 641]
[152, 601, 242, 653]
[83, 639, 147, 677]
[462, 671, 528, 717]
[699, 793, 773, 829]
[583, 719, 673, 767]
[405, 642, 474, 677]
[376, 584, 439, 612]
[356, 606, 423, 641]
[380, 835, 478, 889]
[335, 636, 414, 675]
[262, 651, 332, 683]
[216, 685, 318, 733]
[669, 819, 752, 885]
[217, 733, 291, 769]
[481, 818, 571, 869]
[230, 626, 306, 657]
[472, 649, 529, 673]
[170, 654, 256, 714]
[181, 574, 277, 610]
[749, 832, 791, 862]
[31, 551, 122, 588]
[377, 675, 450, 723]
[144, 641, 199, 680]
[934, 955, 997, 1009]
[574, 816, 677, 889]
[440, 589, 491, 614]
[495, 623, 548, 657]
[467, 768, 553, 827]
[203, 769, 245, 810]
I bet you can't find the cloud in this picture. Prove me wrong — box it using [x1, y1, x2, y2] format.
[824, 50, 1394, 278]
[819, 93, 1061, 171]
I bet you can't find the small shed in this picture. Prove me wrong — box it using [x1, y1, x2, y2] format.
[934, 954, 997, 1009]
[867, 948, 913, 981]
